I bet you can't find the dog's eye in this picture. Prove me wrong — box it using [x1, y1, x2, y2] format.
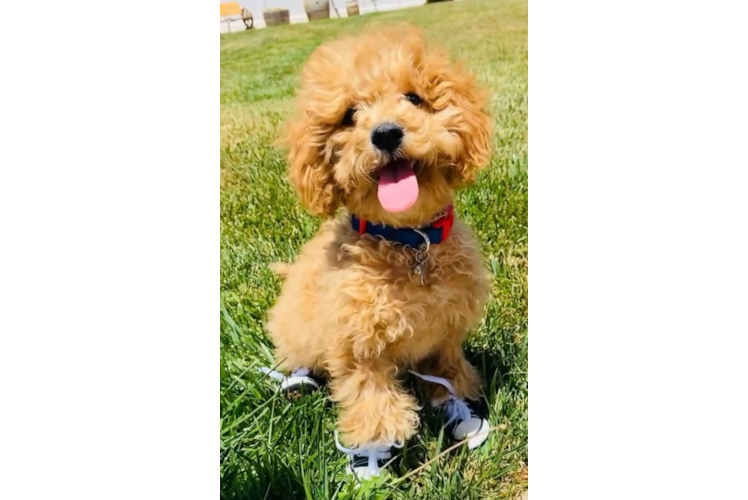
[404, 93, 422, 106]
[341, 107, 356, 126]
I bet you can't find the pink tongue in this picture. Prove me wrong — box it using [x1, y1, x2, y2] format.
[377, 159, 419, 213]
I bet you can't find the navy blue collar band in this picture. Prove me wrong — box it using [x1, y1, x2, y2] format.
[350, 205, 454, 247]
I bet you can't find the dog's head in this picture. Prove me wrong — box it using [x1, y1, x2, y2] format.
[282, 24, 491, 226]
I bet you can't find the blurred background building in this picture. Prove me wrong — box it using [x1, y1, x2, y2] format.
[220, 0, 428, 33]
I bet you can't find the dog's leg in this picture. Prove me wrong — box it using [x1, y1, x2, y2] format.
[416, 339, 483, 404]
[328, 354, 420, 447]
[413, 340, 490, 449]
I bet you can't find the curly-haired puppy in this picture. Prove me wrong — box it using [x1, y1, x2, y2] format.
[265, 24, 492, 478]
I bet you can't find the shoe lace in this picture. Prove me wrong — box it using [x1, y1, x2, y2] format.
[409, 370, 472, 427]
[334, 431, 403, 478]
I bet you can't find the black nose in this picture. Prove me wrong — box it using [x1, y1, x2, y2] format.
[371, 122, 403, 152]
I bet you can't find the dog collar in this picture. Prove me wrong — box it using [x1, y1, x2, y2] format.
[350, 205, 454, 247]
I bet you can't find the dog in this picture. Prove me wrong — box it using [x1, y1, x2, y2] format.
[265, 24, 493, 479]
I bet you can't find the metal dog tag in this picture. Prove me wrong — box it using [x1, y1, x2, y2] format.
[413, 262, 427, 286]
[411, 229, 431, 286]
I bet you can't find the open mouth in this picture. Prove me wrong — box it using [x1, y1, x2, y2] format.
[376, 158, 419, 213]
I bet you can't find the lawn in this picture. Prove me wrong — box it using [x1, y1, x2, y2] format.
[220, 0, 528, 498]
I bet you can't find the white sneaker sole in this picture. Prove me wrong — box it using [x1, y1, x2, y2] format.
[280, 375, 321, 393]
[465, 418, 491, 449]
[347, 464, 384, 481]
[453, 417, 491, 449]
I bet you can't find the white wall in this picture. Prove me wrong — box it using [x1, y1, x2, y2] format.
[220, 0, 427, 33]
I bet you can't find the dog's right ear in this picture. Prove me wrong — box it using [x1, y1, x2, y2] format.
[281, 115, 341, 217]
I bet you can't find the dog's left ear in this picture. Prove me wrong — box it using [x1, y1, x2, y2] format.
[425, 59, 493, 184]
[451, 72, 492, 184]
[457, 89, 492, 183]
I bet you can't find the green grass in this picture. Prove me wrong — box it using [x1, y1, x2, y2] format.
[220, 0, 527, 498]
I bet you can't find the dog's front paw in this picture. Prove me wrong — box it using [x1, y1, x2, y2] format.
[338, 393, 420, 447]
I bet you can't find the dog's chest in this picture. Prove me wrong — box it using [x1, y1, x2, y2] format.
[379, 247, 488, 361]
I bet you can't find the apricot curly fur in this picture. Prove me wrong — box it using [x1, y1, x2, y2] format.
[267, 25, 492, 446]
